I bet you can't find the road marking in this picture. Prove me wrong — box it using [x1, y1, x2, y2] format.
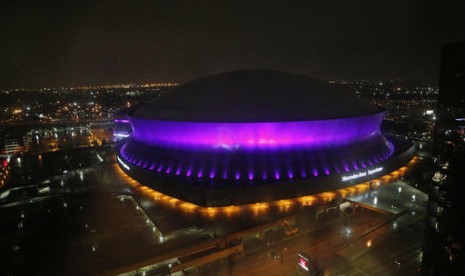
[354, 267, 370, 276]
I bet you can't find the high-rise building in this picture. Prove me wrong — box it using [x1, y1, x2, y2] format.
[423, 40, 465, 275]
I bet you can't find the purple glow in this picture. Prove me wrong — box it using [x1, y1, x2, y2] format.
[114, 119, 130, 123]
[288, 170, 294, 179]
[248, 171, 254, 180]
[275, 171, 281, 179]
[312, 168, 319, 177]
[130, 113, 384, 149]
[324, 167, 330, 176]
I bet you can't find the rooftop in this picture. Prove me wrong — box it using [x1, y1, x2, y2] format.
[132, 70, 383, 122]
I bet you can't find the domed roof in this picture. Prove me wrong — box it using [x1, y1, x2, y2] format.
[131, 70, 382, 122]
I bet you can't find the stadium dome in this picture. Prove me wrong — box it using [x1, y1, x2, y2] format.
[117, 70, 414, 206]
[132, 70, 381, 122]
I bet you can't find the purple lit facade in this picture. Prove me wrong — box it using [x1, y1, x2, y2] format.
[113, 118, 132, 142]
[130, 113, 385, 150]
[119, 110, 395, 183]
[119, 135, 395, 182]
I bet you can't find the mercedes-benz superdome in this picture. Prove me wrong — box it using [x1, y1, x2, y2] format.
[116, 70, 414, 206]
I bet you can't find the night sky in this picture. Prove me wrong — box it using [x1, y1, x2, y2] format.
[1, 0, 464, 88]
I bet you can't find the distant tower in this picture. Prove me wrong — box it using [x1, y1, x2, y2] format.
[422, 40, 465, 275]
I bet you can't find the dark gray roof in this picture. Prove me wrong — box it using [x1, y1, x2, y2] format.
[132, 70, 383, 122]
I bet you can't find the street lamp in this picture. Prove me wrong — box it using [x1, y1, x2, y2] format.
[349, 242, 353, 269]
[344, 227, 353, 269]
[272, 248, 287, 275]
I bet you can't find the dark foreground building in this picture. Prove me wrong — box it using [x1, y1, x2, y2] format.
[423, 41, 465, 275]
[117, 70, 414, 206]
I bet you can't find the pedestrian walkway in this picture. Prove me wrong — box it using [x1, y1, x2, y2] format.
[344, 180, 427, 215]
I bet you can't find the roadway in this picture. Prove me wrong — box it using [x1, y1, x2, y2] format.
[214, 194, 426, 276]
